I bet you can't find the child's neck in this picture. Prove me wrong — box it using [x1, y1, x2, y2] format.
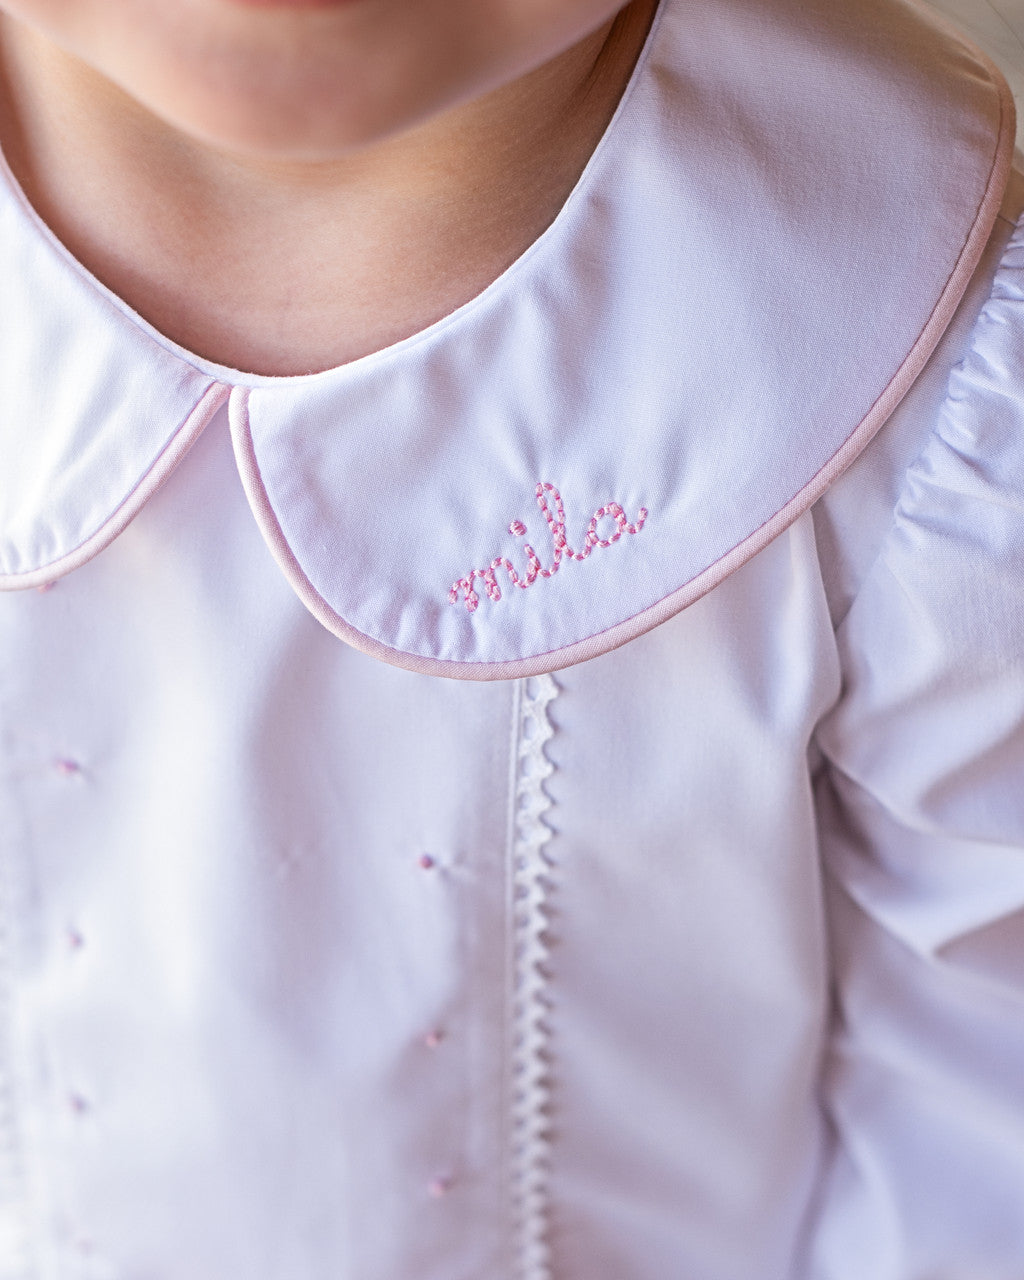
[0, 3, 655, 377]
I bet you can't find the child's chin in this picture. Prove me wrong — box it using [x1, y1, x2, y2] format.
[5, 0, 639, 161]
[83, 13, 500, 160]
[217, 0, 371, 8]
[135, 76, 460, 162]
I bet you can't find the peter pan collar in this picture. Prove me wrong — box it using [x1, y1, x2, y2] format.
[0, 0, 1015, 680]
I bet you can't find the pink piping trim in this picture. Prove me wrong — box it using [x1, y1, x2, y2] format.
[231, 63, 1015, 683]
[0, 383, 229, 591]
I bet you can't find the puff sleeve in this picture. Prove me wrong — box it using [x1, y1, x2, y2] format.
[809, 213, 1024, 1277]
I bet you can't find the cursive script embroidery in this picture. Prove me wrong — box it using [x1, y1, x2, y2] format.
[449, 481, 648, 613]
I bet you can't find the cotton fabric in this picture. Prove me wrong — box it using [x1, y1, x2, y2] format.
[1, 1, 1024, 1278]
[0, 0, 1014, 676]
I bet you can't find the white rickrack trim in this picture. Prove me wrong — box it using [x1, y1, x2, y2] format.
[507, 672, 559, 1280]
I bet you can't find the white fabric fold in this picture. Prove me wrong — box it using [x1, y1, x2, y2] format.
[811, 215, 1024, 1279]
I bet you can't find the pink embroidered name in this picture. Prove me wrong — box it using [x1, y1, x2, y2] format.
[449, 481, 648, 613]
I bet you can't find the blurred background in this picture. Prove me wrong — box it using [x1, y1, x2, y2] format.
[923, 0, 1024, 143]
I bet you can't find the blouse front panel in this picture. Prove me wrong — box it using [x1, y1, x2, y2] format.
[0, 1, 1023, 1277]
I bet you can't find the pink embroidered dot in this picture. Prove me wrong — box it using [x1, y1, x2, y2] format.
[68, 1093, 89, 1115]
[55, 758, 82, 777]
[427, 1176, 451, 1199]
[67, 928, 85, 951]
[423, 1029, 444, 1049]
[509, 520, 527, 537]
[418, 854, 436, 871]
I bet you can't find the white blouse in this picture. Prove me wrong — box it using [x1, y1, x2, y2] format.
[1, 0, 1024, 1277]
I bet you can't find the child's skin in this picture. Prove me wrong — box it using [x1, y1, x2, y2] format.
[0, 0, 656, 374]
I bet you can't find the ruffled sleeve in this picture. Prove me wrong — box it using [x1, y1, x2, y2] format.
[809, 211, 1024, 1277]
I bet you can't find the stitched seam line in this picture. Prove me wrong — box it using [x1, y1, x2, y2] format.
[508, 674, 558, 1280]
[831, 209, 1024, 637]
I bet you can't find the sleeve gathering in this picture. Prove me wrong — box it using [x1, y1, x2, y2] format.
[808, 212, 1024, 1279]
